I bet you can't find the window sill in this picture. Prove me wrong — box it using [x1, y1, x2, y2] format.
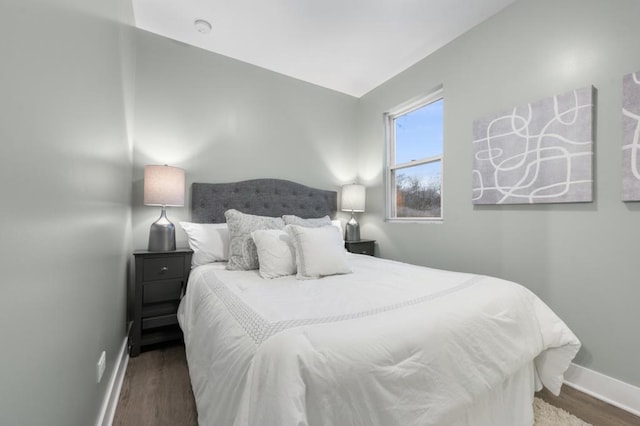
[385, 218, 443, 224]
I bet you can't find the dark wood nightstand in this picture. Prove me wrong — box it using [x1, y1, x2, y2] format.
[345, 239, 376, 256]
[129, 249, 193, 357]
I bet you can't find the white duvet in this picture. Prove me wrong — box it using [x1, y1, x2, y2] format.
[178, 254, 580, 426]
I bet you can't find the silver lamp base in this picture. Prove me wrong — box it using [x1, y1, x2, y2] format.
[345, 214, 360, 242]
[148, 206, 176, 251]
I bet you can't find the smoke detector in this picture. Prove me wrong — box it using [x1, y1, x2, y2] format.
[194, 19, 212, 34]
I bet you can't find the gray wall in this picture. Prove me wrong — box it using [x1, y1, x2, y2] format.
[131, 30, 360, 250]
[2, 2, 636, 424]
[358, 0, 640, 387]
[0, 0, 135, 425]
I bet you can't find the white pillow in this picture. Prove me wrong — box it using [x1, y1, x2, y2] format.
[179, 222, 229, 267]
[285, 224, 352, 280]
[331, 219, 344, 241]
[251, 229, 296, 279]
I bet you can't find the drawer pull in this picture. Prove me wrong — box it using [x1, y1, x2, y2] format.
[143, 257, 184, 280]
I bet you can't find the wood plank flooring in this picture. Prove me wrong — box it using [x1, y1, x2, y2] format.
[113, 343, 197, 426]
[114, 343, 639, 426]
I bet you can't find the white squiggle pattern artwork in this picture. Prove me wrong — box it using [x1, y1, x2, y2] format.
[622, 71, 640, 201]
[472, 86, 593, 204]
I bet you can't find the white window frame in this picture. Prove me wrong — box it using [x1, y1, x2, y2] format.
[384, 87, 444, 222]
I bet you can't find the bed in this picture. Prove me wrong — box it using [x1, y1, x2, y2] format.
[177, 179, 581, 426]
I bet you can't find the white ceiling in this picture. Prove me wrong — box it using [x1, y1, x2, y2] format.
[132, 0, 516, 98]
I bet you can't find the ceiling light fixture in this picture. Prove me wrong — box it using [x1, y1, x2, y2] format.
[194, 19, 212, 34]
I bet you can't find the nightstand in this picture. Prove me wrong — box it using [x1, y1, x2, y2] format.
[345, 239, 376, 256]
[129, 249, 193, 357]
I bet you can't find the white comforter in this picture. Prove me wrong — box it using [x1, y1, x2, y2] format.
[178, 254, 580, 426]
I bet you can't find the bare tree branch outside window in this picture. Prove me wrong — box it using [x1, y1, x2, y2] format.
[396, 173, 441, 217]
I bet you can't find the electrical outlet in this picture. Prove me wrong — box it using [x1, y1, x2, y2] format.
[97, 351, 106, 383]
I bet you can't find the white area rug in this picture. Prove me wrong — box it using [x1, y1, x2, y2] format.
[533, 397, 592, 425]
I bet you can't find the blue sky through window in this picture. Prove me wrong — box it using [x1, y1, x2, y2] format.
[394, 98, 443, 164]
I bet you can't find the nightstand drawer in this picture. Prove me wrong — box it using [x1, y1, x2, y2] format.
[142, 301, 180, 318]
[143, 256, 185, 281]
[143, 280, 183, 304]
[142, 314, 178, 330]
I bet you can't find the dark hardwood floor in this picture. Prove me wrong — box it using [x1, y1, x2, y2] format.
[113, 343, 197, 426]
[113, 343, 639, 426]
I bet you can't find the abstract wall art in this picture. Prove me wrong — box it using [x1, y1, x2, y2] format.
[622, 71, 640, 201]
[472, 86, 594, 205]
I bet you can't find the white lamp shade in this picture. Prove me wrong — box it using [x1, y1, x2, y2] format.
[144, 165, 185, 206]
[341, 184, 366, 212]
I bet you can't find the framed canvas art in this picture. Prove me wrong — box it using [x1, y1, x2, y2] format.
[622, 71, 640, 201]
[472, 86, 594, 205]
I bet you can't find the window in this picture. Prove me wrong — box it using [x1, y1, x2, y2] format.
[385, 88, 443, 221]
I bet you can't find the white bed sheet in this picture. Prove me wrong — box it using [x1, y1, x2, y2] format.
[178, 254, 580, 426]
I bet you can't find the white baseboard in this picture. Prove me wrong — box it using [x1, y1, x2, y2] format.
[95, 337, 130, 426]
[564, 363, 640, 417]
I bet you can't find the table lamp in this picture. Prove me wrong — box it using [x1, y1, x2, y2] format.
[144, 164, 185, 251]
[341, 184, 365, 242]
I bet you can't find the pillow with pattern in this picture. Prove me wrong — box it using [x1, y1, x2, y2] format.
[282, 214, 331, 228]
[225, 209, 285, 270]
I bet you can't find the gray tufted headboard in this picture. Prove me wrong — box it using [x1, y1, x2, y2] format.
[191, 179, 337, 223]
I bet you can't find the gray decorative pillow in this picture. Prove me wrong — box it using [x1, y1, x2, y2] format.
[282, 214, 331, 228]
[225, 209, 285, 270]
